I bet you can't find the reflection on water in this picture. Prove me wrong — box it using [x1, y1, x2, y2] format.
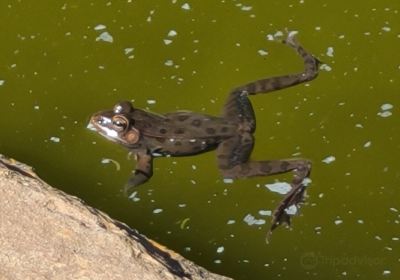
[0, 1, 399, 279]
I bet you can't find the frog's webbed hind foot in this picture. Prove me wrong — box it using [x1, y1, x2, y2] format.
[267, 179, 308, 242]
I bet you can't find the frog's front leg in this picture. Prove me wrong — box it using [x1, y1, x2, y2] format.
[216, 134, 311, 238]
[124, 150, 153, 195]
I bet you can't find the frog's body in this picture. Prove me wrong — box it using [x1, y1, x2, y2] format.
[89, 34, 320, 236]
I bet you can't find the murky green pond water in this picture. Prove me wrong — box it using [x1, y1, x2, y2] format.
[1, 1, 399, 279]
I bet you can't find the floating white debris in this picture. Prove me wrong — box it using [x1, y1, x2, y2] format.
[164, 59, 174, 66]
[94, 24, 107, 31]
[223, 178, 234, 184]
[381, 103, 393, 111]
[100, 158, 121, 170]
[334, 219, 343, 225]
[96, 31, 114, 43]
[178, 203, 187, 208]
[382, 270, 391, 275]
[227, 219, 236, 225]
[124, 47, 134, 55]
[214, 260, 222, 264]
[285, 205, 297, 215]
[34, 105, 40, 110]
[181, 3, 191, 10]
[266, 34, 274, 41]
[146, 99, 156, 105]
[265, 182, 292, 195]
[363, 141, 372, 148]
[320, 64, 332, 72]
[164, 39, 173, 45]
[216, 246, 224, 254]
[322, 156, 336, 164]
[0, 80, 4, 86]
[50, 137, 60, 143]
[241, 6, 252, 11]
[377, 111, 392, 118]
[258, 210, 272, 216]
[326, 47, 334, 57]
[302, 177, 312, 186]
[288, 30, 298, 37]
[243, 214, 266, 226]
[153, 208, 163, 214]
[168, 30, 178, 37]
[382, 26, 391, 32]
[128, 191, 140, 202]
[357, 219, 364, 224]
[258, 49, 268, 56]
[389, 207, 398, 213]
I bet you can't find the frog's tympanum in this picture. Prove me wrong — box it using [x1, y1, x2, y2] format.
[88, 34, 320, 237]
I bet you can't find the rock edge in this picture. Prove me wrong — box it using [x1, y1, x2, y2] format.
[0, 155, 231, 280]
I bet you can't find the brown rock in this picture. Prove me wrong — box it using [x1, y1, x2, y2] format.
[0, 155, 231, 280]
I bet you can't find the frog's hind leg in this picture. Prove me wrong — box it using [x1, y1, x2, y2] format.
[231, 33, 320, 97]
[216, 134, 311, 238]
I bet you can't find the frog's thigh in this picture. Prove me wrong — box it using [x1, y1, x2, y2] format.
[222, 92, 256, 132]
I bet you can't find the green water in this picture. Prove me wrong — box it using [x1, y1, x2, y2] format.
[1, 1, 399, 279]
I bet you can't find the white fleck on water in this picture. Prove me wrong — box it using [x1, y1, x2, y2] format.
[146, 99, 156, 105]
[381, 103, 393, 111]
[322, 156, 336, 164]
[0, 80, 5, 86]
[124, 47, 134, 55]
[364, 141, 372, 148]
[243, 214, 266, 226]
[382, 26, 391, 32]
[216, 246, 224, 254]
[164, 60, 174, 66]
[241, 5, 252, 11]
[153, 208, 163, 214]
[265, 182, 292, 195]
[326, 47, 334, 57]
[334, 219, 343, 225]
[320, 64, 332, 72]
[168, 30, 178, 37]
[258, 210, 272, 216]
[378, 111, 392, 118]
[164, 39, 173, 45]
[258, 49, 268, 56]
[284, 205, 297, 215]
[227, 219, 236, 225]
[223, 178, 234, 184]
[96, 31, 113, 43]
[382, 270, 391, 275]
[181, 3, 191, 10]
[50, 137, 60, 143]
[94, 24, 107, 31]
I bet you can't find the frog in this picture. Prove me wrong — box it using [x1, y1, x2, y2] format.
[88, 34, 320, 237]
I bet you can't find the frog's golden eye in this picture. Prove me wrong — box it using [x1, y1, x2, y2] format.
[112, 115, 129, 132]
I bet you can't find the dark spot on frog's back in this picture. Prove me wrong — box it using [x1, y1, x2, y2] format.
[174, 128, 185, 134]
[191, 119, 202, 127]
[221, 126, 229, 133]
[206, 128, 216, 135]
[178, 115, 190, 122]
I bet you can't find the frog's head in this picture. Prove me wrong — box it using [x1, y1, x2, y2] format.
[88, 101, 140, 146]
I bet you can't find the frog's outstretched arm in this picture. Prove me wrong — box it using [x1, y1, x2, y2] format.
[124, 151, 153, 195]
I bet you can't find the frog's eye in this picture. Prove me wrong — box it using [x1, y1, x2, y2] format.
[113, 101, 133, 114]
[112, 115, 129, 132]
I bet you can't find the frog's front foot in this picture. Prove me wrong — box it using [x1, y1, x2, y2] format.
[123, 170, 152, 196]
